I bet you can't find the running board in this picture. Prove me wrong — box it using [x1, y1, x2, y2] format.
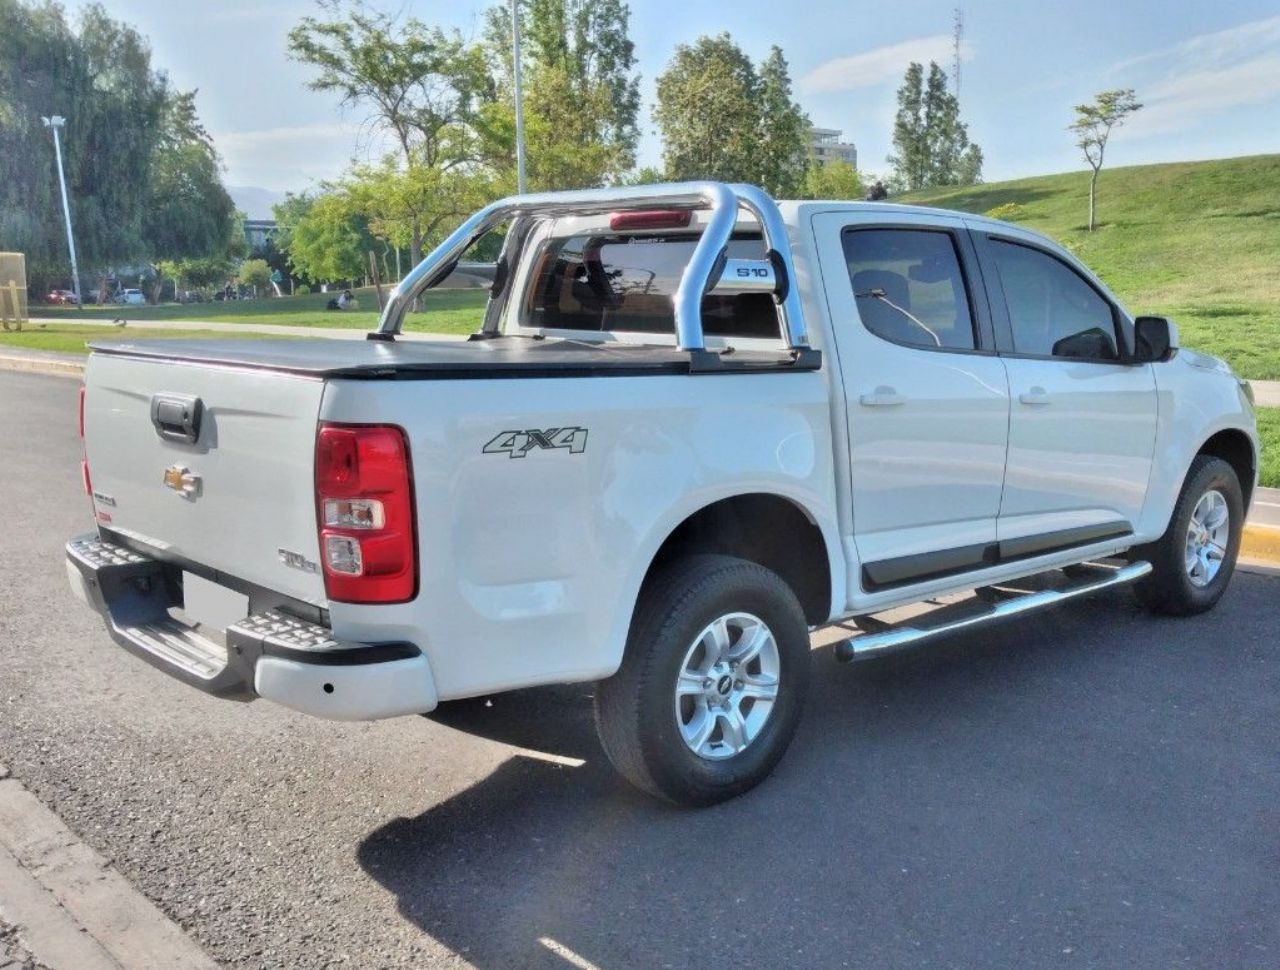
[833, 560, 1152, 663]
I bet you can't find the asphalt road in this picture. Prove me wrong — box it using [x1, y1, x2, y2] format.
[1, 369, 1278, 970]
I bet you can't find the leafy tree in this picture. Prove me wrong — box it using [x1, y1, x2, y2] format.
[236, 258, 272, 296]
[756, 47, 810, 197]
[1070, 88, 1142, 231]
[888, 61, 982, 190]
[654, 34, 809, 192]
[288, 0, 491, 266]
[143, 90, 237, 264]
[0, 1, 168, 289]
[482, 0, 640, 188]
[801, 158, 863, 200]
[282, 190, 375, 284]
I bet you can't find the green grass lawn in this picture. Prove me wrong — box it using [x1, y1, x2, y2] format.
[1256, 406, 1279, 489]
[901, 154, 1280, 380]
[38, 286, 486, 335]
[0, 324, 293, 355]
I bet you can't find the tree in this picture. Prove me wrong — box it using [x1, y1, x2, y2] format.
[801, 158, 863, 200]
[0, 1, 168, 289]
[888, 61, 982, 190]
[143, 90, 237, 266]
[756, 47, 810, 197]
[1070, 88, 1142, 231]
[288, 0, 491, 266]
[280, 190, 376, 285]
[482, 0, 640, 189]
[654, 34, 809, 192]
[236, 258, 272, 297]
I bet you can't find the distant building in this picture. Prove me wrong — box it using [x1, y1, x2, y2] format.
[243, 219, 277, 252]
[810, 127, 857, 169]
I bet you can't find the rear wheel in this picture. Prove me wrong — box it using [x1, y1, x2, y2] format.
[594, 555, 811, 806]
[1131, 455, 1243, 615]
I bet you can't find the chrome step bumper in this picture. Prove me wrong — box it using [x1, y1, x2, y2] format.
[65, 534, 437, 718]
[834, 560, 1153, 663]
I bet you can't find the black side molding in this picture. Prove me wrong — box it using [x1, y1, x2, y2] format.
[862, 521, 1133, 591]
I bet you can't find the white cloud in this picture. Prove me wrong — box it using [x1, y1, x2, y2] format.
[1114, 15, 1280, 138]
[802, 35, 972, 93]
[211, 123, 385, 192]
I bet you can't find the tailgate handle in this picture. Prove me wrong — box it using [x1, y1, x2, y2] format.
[150, 393, 203, 444]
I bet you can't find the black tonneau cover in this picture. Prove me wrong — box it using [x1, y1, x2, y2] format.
[88, 336, 821, 379]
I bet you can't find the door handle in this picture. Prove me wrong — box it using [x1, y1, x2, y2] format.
[859, 386, 907, 407]
[1018, 387, 1051, 406]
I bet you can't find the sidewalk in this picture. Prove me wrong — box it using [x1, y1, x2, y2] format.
[1252, 379, 1280, 408]
[0, 766, 218, 970]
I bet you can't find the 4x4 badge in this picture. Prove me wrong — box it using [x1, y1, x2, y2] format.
[482, 427, 588, 459]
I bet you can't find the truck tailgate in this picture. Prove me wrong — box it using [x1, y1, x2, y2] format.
[82, 352, 327, 605]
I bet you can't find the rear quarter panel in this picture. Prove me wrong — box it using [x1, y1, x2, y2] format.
[320, 371, 842, 700]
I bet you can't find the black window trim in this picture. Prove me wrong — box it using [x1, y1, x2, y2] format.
[839, 224, 998, 357]
[975, 232, 1139, 365]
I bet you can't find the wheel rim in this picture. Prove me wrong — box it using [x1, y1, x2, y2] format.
[674, 612, 781, 761]
[1185, 488, 1230, 588]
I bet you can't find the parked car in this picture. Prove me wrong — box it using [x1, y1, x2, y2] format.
[114, 288, 146, 306]
[66, 182, 1260, 806]
[45, 289, 79, 305]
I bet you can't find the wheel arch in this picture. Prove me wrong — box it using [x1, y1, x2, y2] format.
[636, 492, 837, 628]
[1196, 427, 1257, 510]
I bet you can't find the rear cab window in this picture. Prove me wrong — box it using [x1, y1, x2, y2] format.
[518, 230, 780, 340]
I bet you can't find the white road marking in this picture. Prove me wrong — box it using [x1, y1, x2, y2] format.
[539, 936, 603, 970]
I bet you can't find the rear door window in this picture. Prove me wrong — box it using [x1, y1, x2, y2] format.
[841, 228, 978, 351]
[522, 233, 779, 338]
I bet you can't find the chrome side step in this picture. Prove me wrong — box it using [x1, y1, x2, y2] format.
[834, 560, 1152, 663]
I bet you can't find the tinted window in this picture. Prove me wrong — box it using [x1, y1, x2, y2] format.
[522, 233, 778, 338]
[842, 228, 976, 351]
[989, 240, 1119, 360]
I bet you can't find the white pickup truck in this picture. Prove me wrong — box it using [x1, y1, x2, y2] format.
[67, 182, 1259, 805]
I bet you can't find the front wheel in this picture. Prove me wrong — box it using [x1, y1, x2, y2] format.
[594, 555, 811, 807]
[1131, 455, 1244, 615]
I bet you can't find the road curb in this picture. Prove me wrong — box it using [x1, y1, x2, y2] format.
[1241, 523, 1280, 566]
[0, 775, 219, 970]
[0, 351, 84, 379]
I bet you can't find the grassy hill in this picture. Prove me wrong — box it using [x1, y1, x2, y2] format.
[901, 154, 1280, 381]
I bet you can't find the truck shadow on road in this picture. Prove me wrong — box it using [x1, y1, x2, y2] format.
[355, 577, 1277, 969]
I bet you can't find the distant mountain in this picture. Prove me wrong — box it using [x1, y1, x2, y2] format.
[227, 185, 287, 221]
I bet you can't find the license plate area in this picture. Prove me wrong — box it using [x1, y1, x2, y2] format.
[180, 571, 249, 631]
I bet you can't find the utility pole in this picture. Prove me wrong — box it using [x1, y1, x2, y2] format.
[511, 0, 527, 194]
[42, 115, 81, 305]
[952, 7, 964, 104]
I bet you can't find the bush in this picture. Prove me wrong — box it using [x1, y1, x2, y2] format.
[984, 202, 1027, 221]
[296, 284, 310, 295]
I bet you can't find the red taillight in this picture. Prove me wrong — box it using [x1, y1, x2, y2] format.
[315, 423, 416, 604]
[81, 458, 92, 497]
[609, 209, 693, 231]
[78, 385, 86, 439]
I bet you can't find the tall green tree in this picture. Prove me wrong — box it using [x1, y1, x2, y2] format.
[482, 0, 641, 189]
[279, 190, 376, 285]
[888, 60, 982, 190]
[1070, 88, 1142, 231]
[0, 1, 170, 288]
[756, 46, 810, 197]
[143, 90, 238, 264]
[288, 0, 491, 266]
[801, 157, 863, 200]
[654, 34, 809, 193]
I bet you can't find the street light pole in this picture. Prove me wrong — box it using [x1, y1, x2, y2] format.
[510, 0, 527, 194]
[41, 115, 81, 306]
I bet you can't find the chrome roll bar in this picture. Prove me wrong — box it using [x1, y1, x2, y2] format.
[372, 181, 809, 352]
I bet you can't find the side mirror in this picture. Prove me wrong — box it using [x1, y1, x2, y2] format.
[1133, 315, 1178, 363]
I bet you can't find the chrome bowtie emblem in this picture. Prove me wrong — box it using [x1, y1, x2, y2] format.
[162, 464, 201, 499]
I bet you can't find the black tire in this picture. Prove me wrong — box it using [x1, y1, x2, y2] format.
[1130, 455, 1244, 615]
[594, 554, 811, 807]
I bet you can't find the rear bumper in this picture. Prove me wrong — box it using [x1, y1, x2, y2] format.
[65, 534, 438, 720]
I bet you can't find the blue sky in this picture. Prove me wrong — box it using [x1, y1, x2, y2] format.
[91, 0, 1280, 199]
